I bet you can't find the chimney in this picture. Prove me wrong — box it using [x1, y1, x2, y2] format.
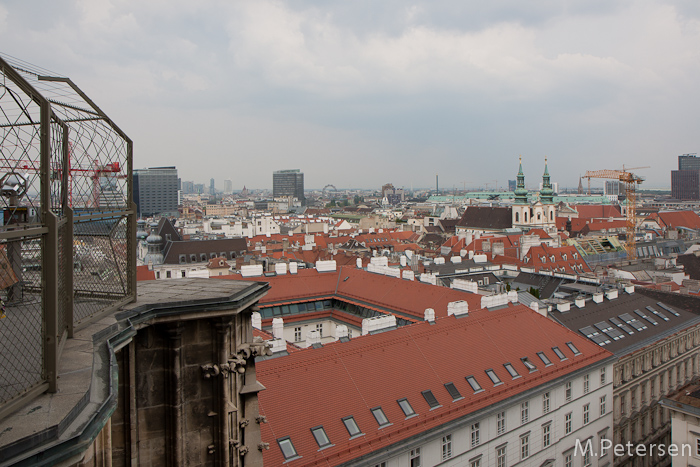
[424, 308, 435, 322]
[605, 289, 618, 300]
[306, 329, 321, 347]
[272, 317, 284, 339]
[335, 324, 349, 340]
[575, 296, 585, 308]
[289, 262, 298, 274]
[593, 292, 604, 304]
[556, 302, 571, 312]
[274, 262, 288, 275]
[624, 284, 635, 294]
[447, 301, 469, 317]
[251, 311, 262, 329]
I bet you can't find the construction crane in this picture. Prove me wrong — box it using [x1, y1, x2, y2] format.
[582, 166, 648, 259]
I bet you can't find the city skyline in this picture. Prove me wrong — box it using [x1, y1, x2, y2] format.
[3, 1, 699, 189]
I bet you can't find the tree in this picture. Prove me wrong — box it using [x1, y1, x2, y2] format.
[528, 287, 540, 299]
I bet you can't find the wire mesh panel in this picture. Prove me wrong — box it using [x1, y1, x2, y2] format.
[73, 216, 129, 324]
[57, 219, 68, 338]
[0, 234, 44, 404]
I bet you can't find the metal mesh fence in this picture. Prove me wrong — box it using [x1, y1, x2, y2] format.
[57, 220, 68, 339]
[0, 234, 44, 404]
[73, 216, 129, 324]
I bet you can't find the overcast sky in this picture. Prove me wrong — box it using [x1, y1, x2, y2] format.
[2, 0, 699, 190]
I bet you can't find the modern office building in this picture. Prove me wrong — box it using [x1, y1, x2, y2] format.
[273, 169, 304, 203]
[133, 166, 179, 217]
[672, 154, 700, 200]
[224, 179, 232, 194]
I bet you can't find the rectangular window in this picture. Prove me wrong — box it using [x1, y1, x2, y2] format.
[620, 394, 626, 415]
[543, 423, 551, 448]
[398, 398, 416, 417]
[470, 458, 481, 467]
[497, 411, 506, 435]
[497, 446, 506, 467]
[442, 435, 452, 460]
[422, 390, 441, 409]
[294, 327, 302, 342]
[166, 270, 171, 278]
[565, 412, 572, 434]
[565, 453, 573, 467]
[520, 434, 529, 460]
[316, 323, 323, 337]
[466, 376, 483, 393]
[600, 367, 607, 385]
[583, 404, 590, 424]
[277, 437, 298, 460]
[471, 422, 480, 447]
[543, 392, 550, 414]
[410, 447, 421, 467]
[565, 381, 572, 402]
[583, 450, 591, 467]
[445, 382, 463, 401]
[504, 363, 520, 379]
[181, 270, 186, 277]
[371, 407, 390, 427]
[566, 341, 581, 356]
[583, 374, 590, 394]
[696, 438, 700, 457]
[600, 395, 607, 416]
[537, 351, 552, 366]
[342, 416, 362, 437]
[553, 346, 567, 361]
[486, 369, 502, 385]
[311, 426, 332, 448]
[521, 401, 529, 424]
[522, 358, 537, 372]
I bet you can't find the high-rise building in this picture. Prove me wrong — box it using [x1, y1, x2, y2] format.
[678, 154, 700, 171]
[209, 178, 215, 195]
[273, 169, 304, 202]
[181, 180, 194, 194]
[672, 153, 700, 200]
[133, 166, 179, 217]
[224, 179, 232, 194]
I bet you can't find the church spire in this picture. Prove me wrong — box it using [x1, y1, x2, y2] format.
[514, 156, 528, 205]
[540, 157, 554, 204]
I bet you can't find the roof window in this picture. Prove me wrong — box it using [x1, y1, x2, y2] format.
[537, 351, 552, 366]
[466, 376, 484, 393]
[504, 363, 520, 379]
[397, 398, 416, 418]
[277, 437, 299, 460]
[342, 416, 363, 438]
[486, 369, 503, 386]
[371, 407, 391, 427]
[552, 346, 567, 361]
[311, 426, 332, 449]
[566, 342, 582, 356]
[444, 382, 463, 401]
[421, 390, 441, 410]
[521, 357, 537, 372]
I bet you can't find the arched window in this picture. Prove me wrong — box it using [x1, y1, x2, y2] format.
[550, 211, 554, 221]
[515, 212, 520, 222]
[525, 212, 528, 222]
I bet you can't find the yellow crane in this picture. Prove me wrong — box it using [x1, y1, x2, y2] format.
[582, 166, 648, 259]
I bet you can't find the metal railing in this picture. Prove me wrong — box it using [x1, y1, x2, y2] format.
[0, 54, 135, 417]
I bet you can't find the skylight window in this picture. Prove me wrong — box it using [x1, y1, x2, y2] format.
[277, 437, 299, 460]
[552, 346, 567, 361]
[504, 363, 520, 379]
[486, 369, 503, 385]
[566, 342, 582, 356]
[342, 416, 363, 438]
[422, 390, 441, 409]
[311, 426, 332, 449]
[537, 352, 552, 366]
[397, 398, 416, 418]
[444, 382, 463, 401]
[521, 358, 537, 372]
[466, 376, 484, 393]
[371, 407, 391, 427]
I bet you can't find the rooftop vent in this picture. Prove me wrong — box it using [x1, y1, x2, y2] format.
[251, 312, 262, 330]
[335, 324, 349, 340]
[306, 329, 321, 347]
[316, 260, 337, 272]
[402, 270, 415, 281]
[450, 256, 462, 264]
[274, 262, 288, 275]
[434, 257, 445, 265]
[269, 338, 287, 354]
[592, 292, 604, 304]
[424, 308, 436, 323]
[605, 289, 618, 300]
[362, 314, 397, 335]
[575, 296, 585, 308]
[289, 262, 298, 274]
[272, 317, 284, 339]
[447, 300, 469, 317]
[241, 264, 264, 277]
[557, 302, 571, 312]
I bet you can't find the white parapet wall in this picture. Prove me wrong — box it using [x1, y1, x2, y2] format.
[316, 260, 337, 272]
[451, 278, 478, 293]
[362, 315, 397, 335]
[447, 301, 469, 317]
[241, 264, 264, 277]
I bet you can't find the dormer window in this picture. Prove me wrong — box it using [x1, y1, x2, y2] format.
[486, 369, 503, 386]
[342, 416, 362, 438]
[566, 342, 582, 356]
[521, 357, 537, 372]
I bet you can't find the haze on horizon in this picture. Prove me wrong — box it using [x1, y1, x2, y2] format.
[1, 0, 699, 191]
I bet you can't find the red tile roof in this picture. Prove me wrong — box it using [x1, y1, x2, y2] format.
[573, 204, 621, 219]
[136, 265, 156, 281]
[257, 304, 612, 466]
[218, 267, 483, 319]
[523, 244, 591, 274]
[650, 211, 700, 230]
